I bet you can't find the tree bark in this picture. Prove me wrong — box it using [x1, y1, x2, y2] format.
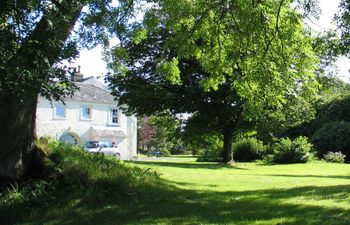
[222, 125, 235, 163]
[0, 92, 38, 183]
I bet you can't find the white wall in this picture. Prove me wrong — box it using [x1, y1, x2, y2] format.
[36, 97, 137, 160]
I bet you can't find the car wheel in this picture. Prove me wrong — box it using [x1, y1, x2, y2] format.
[114, 153, 121, 159]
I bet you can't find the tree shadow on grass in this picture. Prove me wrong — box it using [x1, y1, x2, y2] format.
[168, 155, 198, 159]
[9, 181, 350, 225]
[167, 180, 219, 188]
[253, 174, 350, 180]
[130, 160, 248, 170]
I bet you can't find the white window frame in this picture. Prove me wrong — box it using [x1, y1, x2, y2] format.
[108, 108, 119, 125]
[53, 103, 66, 119]
[80, 105, 92, 121]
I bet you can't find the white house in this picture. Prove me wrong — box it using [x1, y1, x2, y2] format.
[35, 73, 137, 160]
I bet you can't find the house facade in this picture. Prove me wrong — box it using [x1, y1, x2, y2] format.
[35, 76, 137, 160]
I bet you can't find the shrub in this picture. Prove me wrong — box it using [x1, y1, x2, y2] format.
[233, 137, 266, 162]
[269, 136, 313, 164]
[146, 148, 171, 157]
[323, 151, 346, 163]
[169, 146, 184, 155]
[196, 135, 223, 162]
[311, 121, 350, 161]
[0, 138, 166, 225]
[159, 148, 171, 157]
[197, 147, 223, 162]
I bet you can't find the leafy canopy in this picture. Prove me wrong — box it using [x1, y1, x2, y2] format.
[108, 0, 319, 127]
[0, 0, 135, 102]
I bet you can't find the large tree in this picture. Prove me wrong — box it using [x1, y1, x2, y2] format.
[0, 0, 134, 182]
[108, 0, 319, 163]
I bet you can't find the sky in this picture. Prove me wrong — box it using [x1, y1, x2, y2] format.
[314, 0, 350, 81]
[74, 0, 350, 81]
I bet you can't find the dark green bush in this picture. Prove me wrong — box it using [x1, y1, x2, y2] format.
[169, 146, 184, 155]
[159, 148, 171, 157]
[233, 137, 266, 162]
[311, 121, 350, 161]
[197, 147, 223, 162]
[269, 136, 313, 164]
[196, 135, 223, 162]
[323, 151, 346, 163]
[146, 148, 171, 157]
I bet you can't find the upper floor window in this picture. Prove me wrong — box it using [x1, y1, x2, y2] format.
[81, 106, 92, 120]
[109, 108, 119, 125]
[54, 104, 66, 119]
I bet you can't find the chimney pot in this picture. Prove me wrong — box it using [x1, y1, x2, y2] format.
[73, 66, 83, 81]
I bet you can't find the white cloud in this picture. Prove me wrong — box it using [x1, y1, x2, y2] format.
[74, 46, 107, 78]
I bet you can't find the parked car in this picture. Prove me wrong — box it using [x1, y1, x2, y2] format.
[85, 141, 121, 159]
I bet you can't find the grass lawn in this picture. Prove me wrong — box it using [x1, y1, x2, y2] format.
[2, 154, 350, 225]
[125, 157, 350, 225]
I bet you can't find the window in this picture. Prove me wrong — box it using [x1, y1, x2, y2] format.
[109, 108, 119, 125]
[54, 104, 66, 119]
[81, 106, 92, 120]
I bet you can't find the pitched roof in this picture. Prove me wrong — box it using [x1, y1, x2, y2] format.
[75, 76, 108, 90]
[69, 77, 115, 104]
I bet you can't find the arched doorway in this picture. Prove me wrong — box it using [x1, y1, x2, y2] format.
[59, 132, 79, 145]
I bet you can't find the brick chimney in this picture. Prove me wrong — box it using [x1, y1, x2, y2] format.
[73, 65, 84, 81]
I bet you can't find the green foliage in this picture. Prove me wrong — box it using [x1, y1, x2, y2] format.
[312, 31, 341, 78]
[0, 180, 54, 207]
[0, 0, 137, 101]
[269, 136, 313, 164]
[150, 115, 183, 153]
[110, 0, 319, 125]
[336, 0, 350, 55]
[317, 77, 350, 100]
[107, 0, 319, 163]
[317, 94, 350, 123]
[323, 151, 346, 163]
[159, 148, 172, 157]
[169, 145, 191, 155]
[197, 147, 223, 162]
[196, 134, 223, 162]
[311, 120, 350, 161]
[0, 1, 82, 101]
[283, 90, 350, 140]
[49, 141, 161, 193]
[158, 58, 182, 85]
[145, 148, 172, 157]
[0, 138, 162, 221]
[233, 137, 267, 162]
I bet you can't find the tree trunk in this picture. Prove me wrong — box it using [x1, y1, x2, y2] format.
[222, 126, 235, 163]
[0, 92, 38, 183]
[0, 2, 83, 183]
